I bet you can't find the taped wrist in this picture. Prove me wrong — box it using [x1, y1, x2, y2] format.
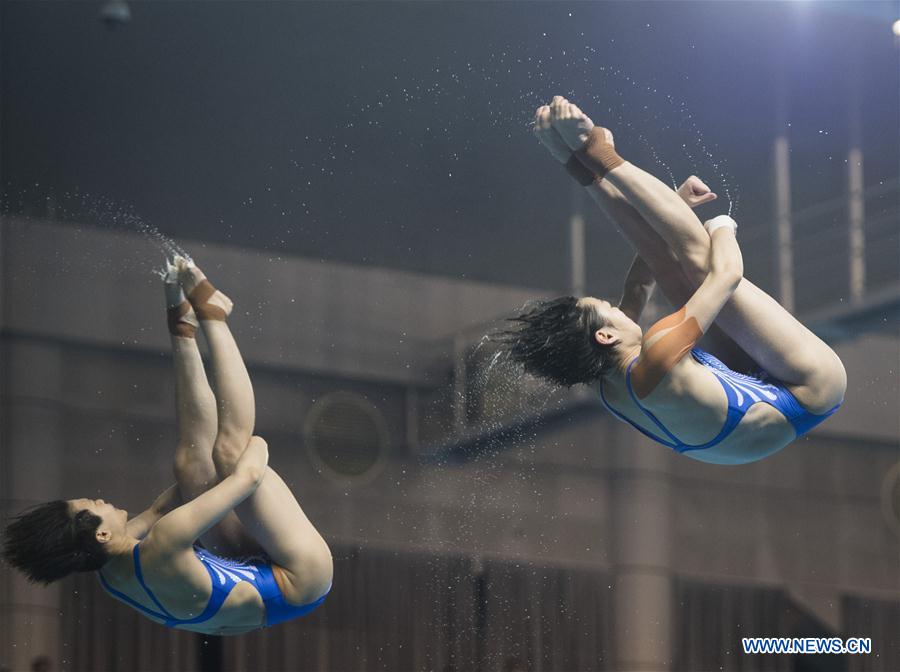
[704, 215, 738, 236]
[575, 127, 625, 179]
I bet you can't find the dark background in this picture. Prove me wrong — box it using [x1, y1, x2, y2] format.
[1, 4, 899, 671]
[3, 0, 898, 290]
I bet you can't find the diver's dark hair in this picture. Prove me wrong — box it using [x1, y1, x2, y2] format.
[2, 500, 108, 584]
[496, 296, 616, 387]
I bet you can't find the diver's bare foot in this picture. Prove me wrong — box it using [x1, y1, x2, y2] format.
[533, 104, 571, 164]
[161, 258, 189, 307]
[161, 258, 199, 337]
[548, 96, 614, 151]
[175, 256, 233, 320]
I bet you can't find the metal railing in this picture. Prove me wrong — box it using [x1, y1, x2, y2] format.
[792, 178, 900, 335]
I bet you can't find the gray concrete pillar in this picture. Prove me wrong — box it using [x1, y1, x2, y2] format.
[847, 20, 865, 306]
[452, 334, 467, 436]
[570, 183, 586, 297]
[848, 149, 865, 304]
[0, 341, 65, 672]
[610, 435, 675, 671]
[773, 135, 794, 313]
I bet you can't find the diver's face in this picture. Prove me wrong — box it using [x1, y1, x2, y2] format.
[68, 498, 129, 539]
[577, 297, 643, 344]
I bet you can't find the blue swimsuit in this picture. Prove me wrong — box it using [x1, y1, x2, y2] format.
[599, 348, 842, 453]
[97, 544, 329, 628]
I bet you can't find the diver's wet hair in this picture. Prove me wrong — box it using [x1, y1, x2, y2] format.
[2, 501, 108, 584]
[497, 296, 615, 387]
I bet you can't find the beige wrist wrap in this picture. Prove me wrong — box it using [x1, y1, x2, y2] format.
[575, 127, 624, 179]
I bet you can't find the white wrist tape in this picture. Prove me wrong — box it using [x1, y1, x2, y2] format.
[704, 215, 738, 236]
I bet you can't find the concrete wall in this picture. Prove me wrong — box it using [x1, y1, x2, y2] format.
[0, 218, 540, 386]
[2, 219, 898, 670]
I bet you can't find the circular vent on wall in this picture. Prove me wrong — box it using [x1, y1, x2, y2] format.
[304, 392, 389, 484]
[882, 462, 900, 537]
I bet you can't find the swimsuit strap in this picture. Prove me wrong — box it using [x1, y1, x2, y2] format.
[98, 545, 243, 627]
[599, 373, 679, 449]
[95, 546, 171, 622]
[602, 350, 773, 453]
[96, 570, 170, 621]
[625, 354, 748, 453]
[132, 543, 176, 619]
[624, 358, 686, 448]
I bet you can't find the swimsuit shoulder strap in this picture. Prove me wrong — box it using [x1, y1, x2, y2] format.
[132, 543, 175, 619]
[624, 359, 684, 449]
[628, 352, 746, 452]
[95, 545, 171, 622]
[599, 359, 680, 449]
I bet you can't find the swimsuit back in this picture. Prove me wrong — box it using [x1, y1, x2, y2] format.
[599, 348, 841, 453]
[97, 544, 261, 627]
[97, 544, 330, 629]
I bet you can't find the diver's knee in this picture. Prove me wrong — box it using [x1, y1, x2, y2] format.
[823, 354, 847, 406]
[301, 543, 334, 598]
[807, 352, 847, 413]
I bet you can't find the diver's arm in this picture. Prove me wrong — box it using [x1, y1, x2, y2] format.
[125, 484, 181, 540]
[629, 217, 742, 399]
[146, 437, 268, 551]
[681, 217, 742, 333]
[618, 255, 656, 322]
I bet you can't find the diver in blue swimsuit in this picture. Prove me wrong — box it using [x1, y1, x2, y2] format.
[3, 258, 332, 634]
[499, 96, 846, 465]
[97, 544, 327, 630]
[598, 347, 840, 460]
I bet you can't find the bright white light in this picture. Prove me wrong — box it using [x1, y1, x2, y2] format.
[893, 19, 900, 37]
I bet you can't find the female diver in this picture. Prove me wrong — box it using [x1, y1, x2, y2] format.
[501, 96, 846, 465]
[3, 258, 332, 634]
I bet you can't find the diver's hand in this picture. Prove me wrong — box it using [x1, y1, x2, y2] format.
[677, 175, 717, 208]
[534, 104, 572, 164]
[549, 96, 596, 151]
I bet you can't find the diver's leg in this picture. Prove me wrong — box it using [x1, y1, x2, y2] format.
[534, 101, 753, 369]
[553, 100, 846, 411]
[550, 97, 711, 267]
[179, 262, 332, 603]
[225, 440, 333, 605]
[164, 270, 261, 556]
[587, 180, 756, 372]
[598, 163, 845, 409]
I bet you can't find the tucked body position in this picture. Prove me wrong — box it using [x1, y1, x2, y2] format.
[500, 96, 846, 465]
[3, 258, 332, 634]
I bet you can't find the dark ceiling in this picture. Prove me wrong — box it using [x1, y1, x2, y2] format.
[3, 1, 898, 292]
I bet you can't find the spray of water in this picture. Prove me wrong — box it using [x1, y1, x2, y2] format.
[1, 184, 193, 276]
